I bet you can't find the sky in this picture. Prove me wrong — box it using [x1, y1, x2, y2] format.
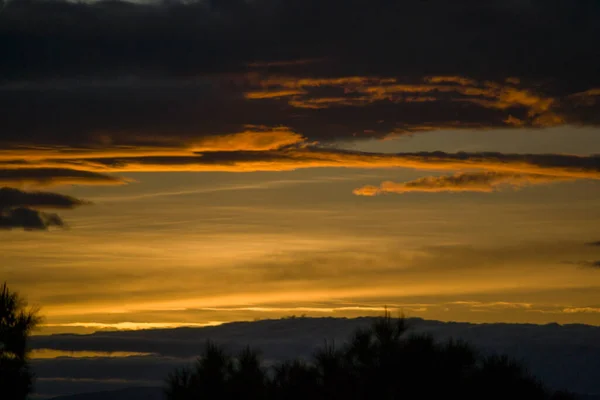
[1, 0, 600, 334]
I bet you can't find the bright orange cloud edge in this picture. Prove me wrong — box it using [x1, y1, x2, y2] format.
[242, 75, 580, 128]
[1, 146, 599, 192]
[353, 172, 576, 196]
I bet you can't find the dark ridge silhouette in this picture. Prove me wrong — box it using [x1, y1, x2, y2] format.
[30, 316, 600, 396]
[47, 387, 162, 400]
[164, 313, 577, 400]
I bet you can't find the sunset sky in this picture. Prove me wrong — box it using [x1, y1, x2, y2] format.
[2, 0, 600, 334]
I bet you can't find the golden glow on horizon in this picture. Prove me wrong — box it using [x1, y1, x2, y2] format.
[36, 264, 600, 320]
[40, 321, 223, 331]
[29, 349, 155, 359]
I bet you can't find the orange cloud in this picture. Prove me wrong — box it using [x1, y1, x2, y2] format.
[191, 126, 306, 151]
[352, 172, 574, 196]
[8, 149, 596, 182]
[0, 127, 305, 161]
[242, 75, 566, 128]
[504, 115, 526, 127]
[352, 185, 381, 196]
[562, 307, 600, 314]
[364, 81, 561, 125]
[257, 76, 396, 89]
[568, 88, 600, 106]
[0, 147, 191, 161]
[244, 89, 307, 99]
[2, 144, 599, 193]
[287, 96, 376, 109]
[424, 76, 478, 86]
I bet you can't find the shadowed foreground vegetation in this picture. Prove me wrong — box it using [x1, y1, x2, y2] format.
[165, 313, 575, 400]
[0, 282, 40, 400]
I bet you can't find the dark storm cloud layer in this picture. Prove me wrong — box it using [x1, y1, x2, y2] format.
[1, 0, 599, 85]
[0, 187, 89, 230]
[1, 73, 600, 149]
[0, 78, 556, 147]
[0, 0, 600, 148]
[0, 0, 598, 233]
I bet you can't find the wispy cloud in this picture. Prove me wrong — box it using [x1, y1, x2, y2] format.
[246, 75, 564, 129]
[5, 148, 599, 178]
[561, 307, 600, 314]
[577, 261, 600, 269]
[353, 172, 573, 196]
[190, 126, 306, 152]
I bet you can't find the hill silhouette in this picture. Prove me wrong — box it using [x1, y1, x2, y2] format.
[164, 314, 576, 399]
[31, 317, 600, 398]
[48, 387, 162, 400]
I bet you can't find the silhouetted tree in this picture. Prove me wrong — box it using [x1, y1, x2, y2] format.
[166, 342, 268, 400]
[0, 282, 40, 400]
[189, 341, 232, 398]
[165, 367, 194, 400]
[229, 347, 267, 399]
[165, 312, 578, 400]
[313, 340, 350, 400]
[472, 354, 547, 400]
[270, 359, 319, 400]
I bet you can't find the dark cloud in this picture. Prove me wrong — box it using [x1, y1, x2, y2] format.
[399, 151, 600, 172]
[47, 149, 600, 180]
[0, 206, 65, 230]
[0, 77, 535, 147]
[0, 168, 127, 186]
[0, 0, 599, 148]
[0, 187, 90, 230]
[578, 261, 600, 269]
[0, 74, 599, 149]
[0, 0, 598, 85]
[0, 0, 597, 232]
[586, 241, 600, 247]
[0, 187, 89, 209]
